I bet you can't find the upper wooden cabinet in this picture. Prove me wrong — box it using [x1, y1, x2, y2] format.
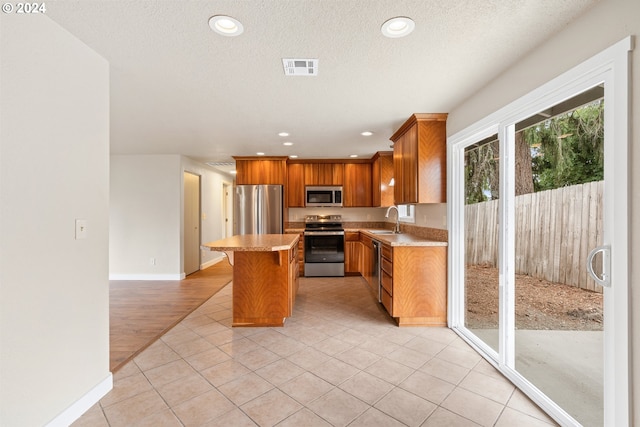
[287, 163, 305, 207]
[287, 160, 370, 207]
[343, 162, 372, 207]
[390, 113, 447, 204]
[372, 151, 394, 207]
[234, 156, 288, 185]
[304, 162, 344, 186]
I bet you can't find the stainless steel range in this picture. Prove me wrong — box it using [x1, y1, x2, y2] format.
[304, 214, 345, 277]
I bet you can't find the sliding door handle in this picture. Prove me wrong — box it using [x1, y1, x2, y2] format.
[587, 245, 611, 288]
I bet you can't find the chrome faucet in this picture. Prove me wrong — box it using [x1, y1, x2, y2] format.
[385, 205, 401, 234]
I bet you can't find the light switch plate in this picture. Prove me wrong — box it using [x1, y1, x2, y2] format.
[75, 219, 87, 240]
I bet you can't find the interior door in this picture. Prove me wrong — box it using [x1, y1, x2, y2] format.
[223, 182, 232, 238]
[184, 171, 200, 276]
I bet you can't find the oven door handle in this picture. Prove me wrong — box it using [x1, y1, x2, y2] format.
[304, 231, 345, 236]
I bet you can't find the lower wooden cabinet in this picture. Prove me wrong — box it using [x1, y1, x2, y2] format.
[345, 232, 361, 274]
[359, 233, 375, 292]
[297, 233, 304, 276]
[380, 243, 393, 314]
[232, 245, 299, 327]
[289, 243, 299, 312]
[380, 244, 447, 326]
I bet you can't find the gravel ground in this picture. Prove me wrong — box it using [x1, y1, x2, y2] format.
[465, 264, 603, 331]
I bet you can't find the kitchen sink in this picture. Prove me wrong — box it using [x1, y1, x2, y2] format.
[367, 230, 400, 235]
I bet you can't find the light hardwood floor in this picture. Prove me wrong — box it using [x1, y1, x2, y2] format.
[109, 261, 233, 371]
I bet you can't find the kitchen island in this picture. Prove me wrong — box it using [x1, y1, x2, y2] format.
[201, 234, 299, 327]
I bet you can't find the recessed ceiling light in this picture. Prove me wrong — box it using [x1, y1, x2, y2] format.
[381, 16, 415, 38]
[230, 170, 237, 175]
[209, 15, 244, 37]
[256, 152, 265, 156]
[278, 132, 289, 137]
[283, 142, 293, 146]
[361, 131, 373, 136]
[350, 154, 358, 158]
[289, 155, 298, 158]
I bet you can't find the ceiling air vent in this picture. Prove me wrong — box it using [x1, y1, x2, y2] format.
[205, 162, 234, 167]
[282, 58, 318, 76]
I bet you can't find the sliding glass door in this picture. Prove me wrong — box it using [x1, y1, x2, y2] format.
[448, 38, 631, 426]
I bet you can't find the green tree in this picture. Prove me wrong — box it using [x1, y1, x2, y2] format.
[464, 100, 604, 204]
[464, 139, 498, 204]
[525, 100, 604, 191]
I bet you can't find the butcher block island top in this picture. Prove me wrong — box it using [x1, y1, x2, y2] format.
[202, 234, 299, 327]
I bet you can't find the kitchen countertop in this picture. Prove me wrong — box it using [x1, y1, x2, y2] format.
[202, 234, 299, 252]
[352, 229, 448, 247]
[285, 226, 447, 247]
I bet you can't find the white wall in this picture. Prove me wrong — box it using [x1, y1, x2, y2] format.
[0, 14, 111, 427]
[446, 0, 638, 421]
[415, 204, 447, 229]
[110, 155, 182, 279]
[181, 157, 234, 268]
[109, 155, 232, 279]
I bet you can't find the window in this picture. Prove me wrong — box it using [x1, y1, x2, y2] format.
[397, 204, 415, 223]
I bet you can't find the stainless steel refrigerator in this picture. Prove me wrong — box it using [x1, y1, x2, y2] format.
[233, 184, 283, 235]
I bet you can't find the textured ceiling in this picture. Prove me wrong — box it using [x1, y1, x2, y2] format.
[46, 0, 598, 169]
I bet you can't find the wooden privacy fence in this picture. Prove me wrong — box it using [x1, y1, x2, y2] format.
[465, 181, 603, 293]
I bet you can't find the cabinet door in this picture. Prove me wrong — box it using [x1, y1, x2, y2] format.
[330, 163, 344, 185]
[287, 163, 305, 207]
[392, 246, 447, 324]
[303, 164, 318, 185]
[345, 241, 361, 274]
[393, 125, 418, 204]
[392, 134, 405, 204]
[344, 163, 372, 207]
[235, 159, 287, 185]
[304, 163, 344, 186]
[317, 163, 334, 185]
[372, 156, 381, 207]
[417, 120, 447, 203]
[373, 153, 394, 207]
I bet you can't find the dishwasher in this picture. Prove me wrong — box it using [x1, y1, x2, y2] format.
[372, 240, 381, 303]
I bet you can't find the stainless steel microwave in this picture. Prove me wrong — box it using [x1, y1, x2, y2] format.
[305, 186, 343, 207]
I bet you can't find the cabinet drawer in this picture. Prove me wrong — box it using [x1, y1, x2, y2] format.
[381, 257, 393, 277]
[345, 231, 360, 241]
[381, 270, 393, 295]
[381, 244, 392, 261]
[381, 287, 393, 316]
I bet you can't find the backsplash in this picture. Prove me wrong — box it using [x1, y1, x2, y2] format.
[287, 203, 448, 234]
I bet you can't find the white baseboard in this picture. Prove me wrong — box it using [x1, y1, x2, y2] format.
[201, 254, 226, 270]
[45, 373, 113, 427]
[109, 256, 227, 280]
[109, 273, 185, 280]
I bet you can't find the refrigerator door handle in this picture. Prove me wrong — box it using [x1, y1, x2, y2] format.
[255, 185, 262, 234]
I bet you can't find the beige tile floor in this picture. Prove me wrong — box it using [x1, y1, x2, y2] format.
[73, 276, 558, 427]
